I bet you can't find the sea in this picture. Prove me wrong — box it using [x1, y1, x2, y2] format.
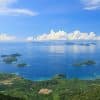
[0, 40, 100, 81]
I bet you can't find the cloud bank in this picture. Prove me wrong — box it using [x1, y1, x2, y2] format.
[0, 33, 16, 41]
[27, 30, 100, 41]
[81, 0, 100, 10]
[0, 0, 38, 16]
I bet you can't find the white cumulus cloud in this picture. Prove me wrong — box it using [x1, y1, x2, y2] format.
[0, 33, 16, 41]
[81, 0, 100, 10]
[27, 36, 34, 41]
[26, 30, 100, 41]
[0, 0, 38, 16]
[34, 30, 67, 41]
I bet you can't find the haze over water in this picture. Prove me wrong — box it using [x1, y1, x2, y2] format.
[0, 41, 100, 80]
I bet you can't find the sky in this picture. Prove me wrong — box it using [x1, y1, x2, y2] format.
[0, 0, 100, 41]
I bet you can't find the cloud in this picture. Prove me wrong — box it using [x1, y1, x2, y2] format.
[0, 0, 38, 16]
[0, 33, 16, 41]
[0, 8, 38, 16]
[26, 30, 100, 41]
[27, 36, 35, 41]
[0, 0, 17, 7]
[81, 0, 100, 10]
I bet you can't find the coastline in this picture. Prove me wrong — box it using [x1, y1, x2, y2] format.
[0, 73, 100, 100]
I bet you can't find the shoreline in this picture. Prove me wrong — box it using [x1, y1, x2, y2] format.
[0, 73, 100, 100]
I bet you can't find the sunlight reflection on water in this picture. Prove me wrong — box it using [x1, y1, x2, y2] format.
[48, 45, 66, 53]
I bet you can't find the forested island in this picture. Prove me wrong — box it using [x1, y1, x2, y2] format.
[0, 73, 100, 100]
[1, 53, 27, 67]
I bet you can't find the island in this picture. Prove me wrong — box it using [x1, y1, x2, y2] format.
[73, 60, 96, 67]
[1, 53, 21, 58]
[1, 53, 21, 64]
[66, 42, 96, 46]
[1, 53, 28, 68]
[2, 56, 18, 64]
[17, 63, 27, 67]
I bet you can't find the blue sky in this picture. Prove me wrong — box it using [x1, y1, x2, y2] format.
[0, 0, 100, 38]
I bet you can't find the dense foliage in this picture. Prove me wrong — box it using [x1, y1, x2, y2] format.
[0, 94, 24, 100]
[0, 73, 100, 100]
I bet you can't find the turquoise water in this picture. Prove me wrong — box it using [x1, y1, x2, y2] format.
[0, 41, 100, 80]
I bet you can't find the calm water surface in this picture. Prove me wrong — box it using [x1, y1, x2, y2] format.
[0, 41, 100, 80]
